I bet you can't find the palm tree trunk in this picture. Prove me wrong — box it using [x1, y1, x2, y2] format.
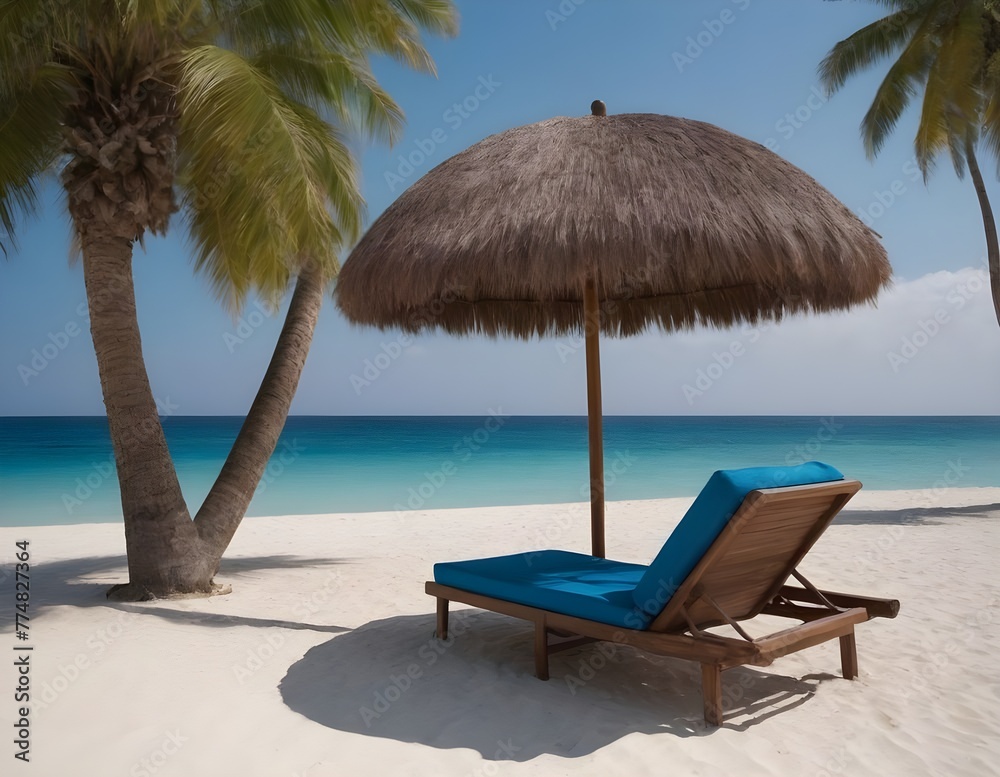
[194, 261, 327, 563]
[965, 137, 1000, 327]
[80, 227, 215, 599]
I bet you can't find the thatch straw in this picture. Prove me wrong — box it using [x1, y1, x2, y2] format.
[336, 111, 890, 338]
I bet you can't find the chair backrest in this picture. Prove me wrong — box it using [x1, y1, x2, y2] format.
[631, 461, 846, 618]
[647, 478, 861, 633]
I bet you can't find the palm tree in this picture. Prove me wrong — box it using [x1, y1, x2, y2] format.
[820, 0, 1000, 327]
[0, 0, 457, 600]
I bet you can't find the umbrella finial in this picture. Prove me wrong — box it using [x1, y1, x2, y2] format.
[591, 100, 606, 117]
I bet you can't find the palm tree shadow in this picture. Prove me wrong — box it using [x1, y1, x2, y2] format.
[280, 610, 841, 759]
[0, 553, 351, 634]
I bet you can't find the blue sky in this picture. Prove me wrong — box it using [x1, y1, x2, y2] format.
[2, 1, 999, 416]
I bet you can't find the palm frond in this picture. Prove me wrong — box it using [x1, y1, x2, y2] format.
[389, 0, 459, 36]
[118, 0, 197, 29]
[0, 1, 81, 94]
[0, 63, 74, 248]
[980, 30, 1000, 172]
[819, 7, 922, 94]
[252, 45, 405, 144]
[177, 44, 361, 308]
[212, 0, 455, 73]
[859, 1, 954, 159]
[914, 2, 985, 178]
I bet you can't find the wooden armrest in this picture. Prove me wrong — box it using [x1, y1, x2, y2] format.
[755, 607, 868, 662]
[778, 585, 900, 620]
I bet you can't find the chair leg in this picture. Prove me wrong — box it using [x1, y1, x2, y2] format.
[534, 616, 550, 681]
[840, 630, 858, 679]
[701, 663, 724, 727]
[436, 597, 449, 640]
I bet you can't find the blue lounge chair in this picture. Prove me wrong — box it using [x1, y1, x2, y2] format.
[427, 462, 899, 726]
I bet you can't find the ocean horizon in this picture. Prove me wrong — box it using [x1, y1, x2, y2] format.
[1, 415, 997, 528]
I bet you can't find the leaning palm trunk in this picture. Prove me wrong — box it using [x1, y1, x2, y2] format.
[195, 261, 327, 565]
[965, 138, 1000, 327]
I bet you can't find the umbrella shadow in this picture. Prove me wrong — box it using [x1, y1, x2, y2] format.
[280, 610, 837, 759]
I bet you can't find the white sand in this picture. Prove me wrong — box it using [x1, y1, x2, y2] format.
[3, 487, 1000, 777]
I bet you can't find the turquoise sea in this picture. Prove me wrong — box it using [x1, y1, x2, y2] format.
[0, 416, 997, 527]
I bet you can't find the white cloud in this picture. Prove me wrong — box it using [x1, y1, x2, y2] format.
[605, 266, 999, 415]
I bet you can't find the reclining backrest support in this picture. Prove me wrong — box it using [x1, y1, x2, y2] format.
[648, 478, 862, 633]
[629, 462, 852, 630]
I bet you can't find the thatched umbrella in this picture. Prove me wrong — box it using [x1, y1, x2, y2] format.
[336, 102, 891, 558]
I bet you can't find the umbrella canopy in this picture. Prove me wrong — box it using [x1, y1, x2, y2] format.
[336, 103, 891, 557]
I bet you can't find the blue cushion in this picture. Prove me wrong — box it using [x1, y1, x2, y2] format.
[631, 461, 844, 616]
[434, 549, 652, 629]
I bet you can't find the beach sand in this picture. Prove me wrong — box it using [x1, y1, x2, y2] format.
[3, 487, 999, 776]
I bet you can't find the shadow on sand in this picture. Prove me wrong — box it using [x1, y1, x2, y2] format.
[280, 609, 842, 759]
[0, 554, 351, 634]
[836, 502, 999, 526]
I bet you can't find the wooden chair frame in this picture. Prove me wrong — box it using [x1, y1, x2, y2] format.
[426, 480, 899, 726]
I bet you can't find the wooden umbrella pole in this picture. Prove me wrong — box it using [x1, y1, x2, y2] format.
[583, 274, 606, 558]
